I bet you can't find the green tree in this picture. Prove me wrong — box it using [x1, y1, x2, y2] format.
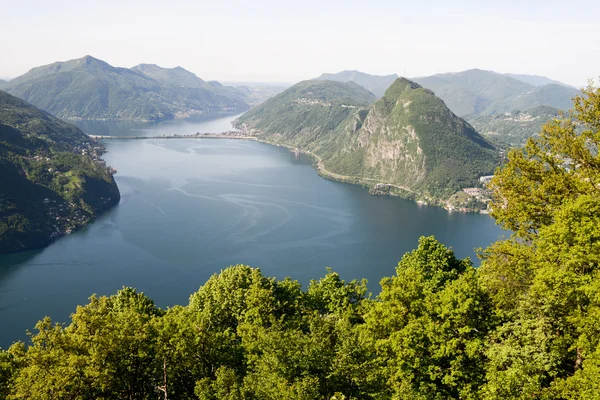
[363, 237, 495, 399]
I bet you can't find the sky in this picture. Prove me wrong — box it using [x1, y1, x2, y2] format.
[0, 0, 598, 86]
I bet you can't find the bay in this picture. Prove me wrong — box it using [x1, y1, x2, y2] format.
[0, 114, 505, 348]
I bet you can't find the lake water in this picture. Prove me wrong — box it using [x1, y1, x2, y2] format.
[0, 114, 505, 348]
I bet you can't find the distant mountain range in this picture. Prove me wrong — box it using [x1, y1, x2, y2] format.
[466, 105, 561, 148]
[0, 56, 251, 121]
[412, 69, 579, 117]
[236, 78, 498, 205]
[503, 73, 575, 88]
[318, 69, 579, 119]
[317, 70, 399, 98]
[0, 89, 120, 253]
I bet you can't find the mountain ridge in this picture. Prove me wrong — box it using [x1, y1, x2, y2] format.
[317, 70, 399, 98]
[1, 56, 250, 121]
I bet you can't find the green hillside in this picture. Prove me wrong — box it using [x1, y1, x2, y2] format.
[317, 70, 399, 97]
[237, 79, 376, 144]
[0, 90, 120, 253]
[466, 105, 561, 147]
[2, 56, 249, 121]
[237, 78, 498, 202]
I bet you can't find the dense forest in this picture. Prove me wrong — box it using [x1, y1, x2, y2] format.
[0, 85, 599, 399]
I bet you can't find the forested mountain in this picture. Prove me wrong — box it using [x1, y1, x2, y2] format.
[503, 73, 574, 88]
[317, 70, 400, 97]
[412, 69, 579, 116]
[467, 105, 561, 147]
[0, 89, 120, 254]
[1, 56, 250, 121]
[237, 78, 498, 202]
[237, 79, 376, 139]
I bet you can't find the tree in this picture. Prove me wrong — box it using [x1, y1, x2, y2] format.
[480, 82, 600, 398]
[363, 237, 495, 399]
[489, 83, 600, 239]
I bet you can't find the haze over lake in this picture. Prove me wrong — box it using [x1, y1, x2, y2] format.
[0, 113, 505, 348]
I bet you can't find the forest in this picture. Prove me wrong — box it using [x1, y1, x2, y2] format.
[0, 85, 599, 399]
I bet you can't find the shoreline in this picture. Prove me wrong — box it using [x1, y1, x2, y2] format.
[91, 130, 490, 214]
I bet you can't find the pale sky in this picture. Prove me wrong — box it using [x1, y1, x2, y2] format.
[1, 0, 598, 87]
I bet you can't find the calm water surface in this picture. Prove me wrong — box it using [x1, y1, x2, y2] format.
[0, 114, 505, 348]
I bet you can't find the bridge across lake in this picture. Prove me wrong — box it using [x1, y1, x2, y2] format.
[88, 131, 256, 140]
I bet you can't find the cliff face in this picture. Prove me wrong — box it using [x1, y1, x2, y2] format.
[0, 90, 120, 254]
[238, 78, 499, 201]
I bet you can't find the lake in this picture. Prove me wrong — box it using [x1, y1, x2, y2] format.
[0, 113, 505, 348]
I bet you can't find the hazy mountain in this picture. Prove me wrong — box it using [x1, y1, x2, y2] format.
[2, 56, 250, 121]
[0, 89, 120, 253]
[225, 82, 289, 106]
[317, 70, 399, 98]
[412, 69, 533, 116]
[131, 63, 206, 88]
[237, 78, 498, 201]
[412, 69, 578, 117]
[414, 69, 579, 116]
[480, 84, 579, 115]
[503, 73, 574, 88]
[466, 105, 560, 147]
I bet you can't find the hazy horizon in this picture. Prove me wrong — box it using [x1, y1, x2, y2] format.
[1, 0, 598, 87]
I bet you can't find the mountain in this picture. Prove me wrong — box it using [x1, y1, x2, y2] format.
[412, 69, 533, 116]
[130, 63, 206, 88]
[0, 89, 120, 253]
[237, 78, 498, 202]
[317, 70, 399, 98]
[412, 69, 577, 116]
[225, 82, 289, 106]
[480, 84, 579, 115]
[466, 105, 560, 148]
[237, 80, 376, 140]
[2, 56, 250, 121]
[503, 73, 574, 88]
